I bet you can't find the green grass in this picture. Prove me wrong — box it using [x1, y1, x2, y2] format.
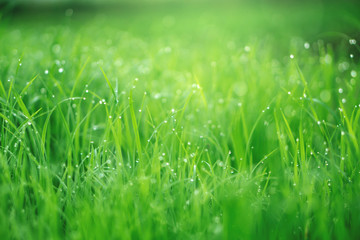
[1, 1, 360, 239]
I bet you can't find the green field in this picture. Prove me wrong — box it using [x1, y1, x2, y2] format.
[1, 1, 360, 239]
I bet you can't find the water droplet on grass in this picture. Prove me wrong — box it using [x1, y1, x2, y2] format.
[338, 62, 349, 72]
[349, 39, 357, 45]
[322, 54, 331, 64]
[351, 70, 357, 78]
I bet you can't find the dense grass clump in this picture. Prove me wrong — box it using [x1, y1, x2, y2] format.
[1, 2, 360, 239]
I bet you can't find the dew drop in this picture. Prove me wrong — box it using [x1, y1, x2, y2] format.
[350, 70, 357, 78]
[349, 39, 357, 45]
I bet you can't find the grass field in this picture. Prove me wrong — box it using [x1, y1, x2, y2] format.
[1, 1, 360, 239]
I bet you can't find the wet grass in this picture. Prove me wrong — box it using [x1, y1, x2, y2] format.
[1, 1, 360, 239]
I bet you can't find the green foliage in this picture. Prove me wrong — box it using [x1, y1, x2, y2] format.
[0, 2, 360, 239]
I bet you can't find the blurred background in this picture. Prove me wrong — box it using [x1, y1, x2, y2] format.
[1, 0, 360, 42]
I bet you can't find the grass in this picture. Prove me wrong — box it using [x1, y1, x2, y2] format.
[1, 1, 360, 239]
